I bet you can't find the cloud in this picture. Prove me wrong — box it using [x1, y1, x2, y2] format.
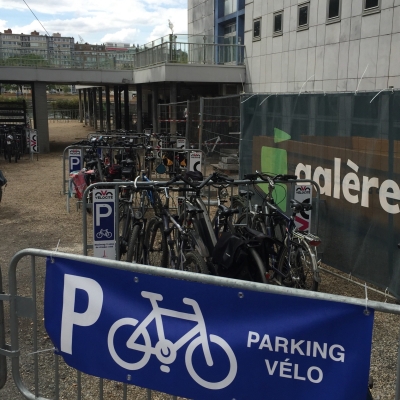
[0, 0, 188, 44]
[100, 29, 140, 45]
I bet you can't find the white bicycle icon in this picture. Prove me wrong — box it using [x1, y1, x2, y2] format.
[107, 291, 237, 390]
[96, 229, 112, 239]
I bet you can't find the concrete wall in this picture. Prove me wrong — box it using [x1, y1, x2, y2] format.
[244, 0, 400, 93]
[188, 0, 215, 37]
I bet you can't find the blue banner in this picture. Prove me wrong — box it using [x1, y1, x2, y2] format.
[44, 257, 374, 400]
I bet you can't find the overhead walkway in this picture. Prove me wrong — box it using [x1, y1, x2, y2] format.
[0, 35, 246, 151]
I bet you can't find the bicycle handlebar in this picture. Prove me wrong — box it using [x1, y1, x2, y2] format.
[243, 172, 297, 182]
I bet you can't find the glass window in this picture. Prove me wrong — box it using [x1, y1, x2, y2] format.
[274, 11, 283, 35]
[224, 0, 237, 16]
[253, 19, 261, 40]
[298, 3, 309, 29]
[327, 0, 341, 20]
[364, 0, 379, 11]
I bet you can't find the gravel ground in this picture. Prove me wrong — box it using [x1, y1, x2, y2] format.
[0, 121, 399, 399]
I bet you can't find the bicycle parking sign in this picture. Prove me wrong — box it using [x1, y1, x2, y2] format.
[44, 257, 374, 400]
[68, 149, 82, 173]
[93, 189, 115, 259]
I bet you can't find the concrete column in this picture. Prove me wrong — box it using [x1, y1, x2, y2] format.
[114, 85, 120, 129]
[83, 89, 88, 125]
[88, 89, 93, 126]
[136, 84, 142, 134]
[124, 85, 130, 130]
[99, 87, 104, 131]
[78, 89, 83, 123]
[93, 88, 98, 130]
[105, 86, 111, 131]
[152, 83, 159, 133]
[31, 82, 49, 153]
[170, 82, 177, 134]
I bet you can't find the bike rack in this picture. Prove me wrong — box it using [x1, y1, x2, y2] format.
[62, 144, 206, 213]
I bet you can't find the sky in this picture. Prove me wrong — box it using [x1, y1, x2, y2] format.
[0, 0, 188, 46]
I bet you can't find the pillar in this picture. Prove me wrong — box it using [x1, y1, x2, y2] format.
[83, 89, 88, 125]
[152, 83, 159, 133]
[78, 89, 83, 123]
[124, 85, 130, 130]
[105, 86, 111, 131]
[170, 82, 177, 135]
[136, 84, 143, 134]
[114, 85, 120, 129]
[93, 88, 98, 131]
[31, 82, 49, 153]
[99, 87, 104, 131]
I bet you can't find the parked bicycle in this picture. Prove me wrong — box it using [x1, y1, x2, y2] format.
[238, 172, 322, 291]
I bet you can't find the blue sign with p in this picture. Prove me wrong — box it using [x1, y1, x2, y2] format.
[44, 257, 374, 400]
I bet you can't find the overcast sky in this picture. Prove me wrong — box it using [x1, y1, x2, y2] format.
[0, 0, 188, 46]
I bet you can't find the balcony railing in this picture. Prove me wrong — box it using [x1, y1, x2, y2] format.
[0, 37, 245, 70]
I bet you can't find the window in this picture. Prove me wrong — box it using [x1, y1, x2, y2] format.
[327, 0, 341, 21]
[253, 19, 261, 40]
[273, 11, 283, 35]
[298, 3, 309, 30]
[363, 0, 380, 13]
[224, 0, 237, 16]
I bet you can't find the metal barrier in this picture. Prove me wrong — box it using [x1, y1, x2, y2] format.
[0, 267, 6, 390]
[1, 249, 400, 398]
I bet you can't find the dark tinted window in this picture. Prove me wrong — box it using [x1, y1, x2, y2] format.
[253, 20, 261, 38]
[298, 5, 309, 27]
[274, 13, 282, 32]
[328, 0, 340, 18]
[365, 0, 379, 9]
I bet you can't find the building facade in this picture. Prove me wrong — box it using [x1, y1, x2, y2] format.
[0, 29, 74, 62]
[189, 0, 400, 93]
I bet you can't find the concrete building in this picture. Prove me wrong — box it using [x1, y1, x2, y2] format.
[0, 30, 74, 61]
[189, 0, 400, 93]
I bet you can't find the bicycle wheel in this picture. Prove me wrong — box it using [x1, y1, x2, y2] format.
[144, 217, 168, 267]
[118, 202, 132, 261]
[276, 241, 318, 291]
[126, 224, 141, 263]
[183, 251, 209, 274]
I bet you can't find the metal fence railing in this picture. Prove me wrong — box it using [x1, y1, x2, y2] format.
[0, 40, 245, 71]
[1, 249, 400, 398]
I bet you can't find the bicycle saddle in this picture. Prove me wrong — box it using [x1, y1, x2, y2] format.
[218, 204, 239, 217]
[185, 171, 203, 181]
[241, 225, 268, 241]
[185, 202, 204, 214]
[239, 189, 254, 198]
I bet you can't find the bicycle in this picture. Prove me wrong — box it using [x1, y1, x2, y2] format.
[143, 175, 209, 274]
[172, 171, 269, 282]
[240, 172, 322, 291]
[107, 290, 237, 389]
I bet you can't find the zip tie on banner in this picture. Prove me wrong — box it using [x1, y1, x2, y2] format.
[348, 272, 352, 281]
[364, 283, 370, 315]
[259, 94, 272, 106]
[384, 287, 389, 303]
[51, 239, 61, 263]
[370, 88, 390, 103]
[241, 94, 256, 104]
[299, 74, 315, 96]
[355, 64, 369, 95]
[27, 347, 56, 356]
